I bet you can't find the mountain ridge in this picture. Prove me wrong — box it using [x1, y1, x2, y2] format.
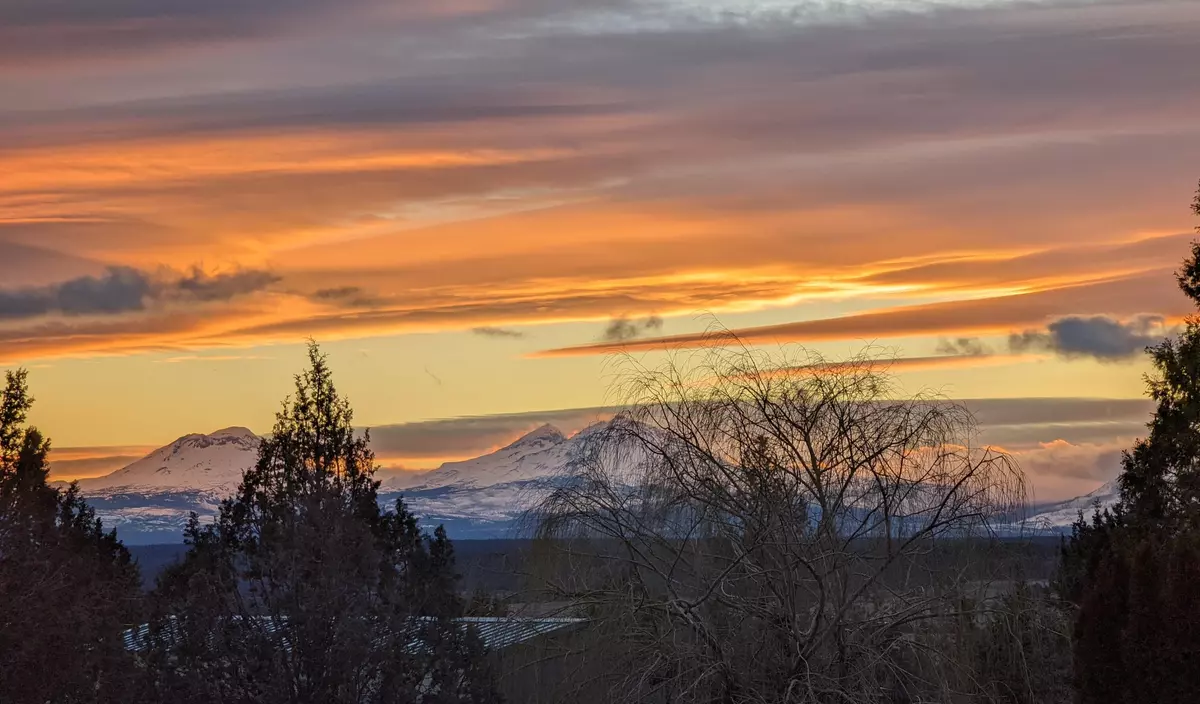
[1026, 479, 1119, 529]
[71, 423, 595, 543]
[67, 423, 1113, 542]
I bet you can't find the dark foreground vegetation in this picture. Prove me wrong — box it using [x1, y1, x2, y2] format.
[1, 183, 1198, 702]
[2, 345, 502, 703]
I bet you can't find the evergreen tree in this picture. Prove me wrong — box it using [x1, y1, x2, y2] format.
[0, 369, 143, 703]
[1118, 179, 1200, 528]
[146, 344, 500, 703]
[1063, 181, 1200, 702]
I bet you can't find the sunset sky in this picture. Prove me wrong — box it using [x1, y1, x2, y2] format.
[3, 0, 1198, 500]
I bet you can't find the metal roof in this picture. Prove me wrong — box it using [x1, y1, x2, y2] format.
[457, 617, 586, 650]
[124, 616, 585, 653]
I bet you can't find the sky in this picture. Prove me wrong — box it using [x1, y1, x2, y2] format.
[2, 0, 1198, 501]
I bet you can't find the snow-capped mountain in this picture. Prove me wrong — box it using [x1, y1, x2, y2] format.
[378, 423, 609, 538]
[78, 426, 259, 493]
[387, 423, 581, 492]
[74, 424, 596, 544]
[1025, 480, 1120, 530]
[71, 420, 1115, 542]
[65, 427, 260, 544]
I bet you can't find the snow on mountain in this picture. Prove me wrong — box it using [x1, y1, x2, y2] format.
[67, 428, 261, 544]
[1025, 480, 1120, 530]
[79, 427, 260, 494]
[76, 423, 602, 543]
[387, 423, 576, 492]
[74, 420, 1124, 543]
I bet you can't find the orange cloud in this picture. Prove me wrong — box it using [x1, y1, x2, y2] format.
[756, 353, 1041, 377]
[1, 133, 570, 193]
[2, 0, 1198, 367]
[0, 235, 1192, 364]
[532, 271, 1190, 358]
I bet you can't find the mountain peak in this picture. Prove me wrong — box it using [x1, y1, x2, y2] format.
[82, 427, 260, 493]
[168, 426, 258, 448]
[387, 423, 573, 492]
[508, 424, 566, 448]
[210, 426, 257, 439]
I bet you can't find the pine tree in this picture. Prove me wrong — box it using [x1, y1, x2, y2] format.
[146, 344, 500, 703]
[1063, 181, 1200, 702]
[0, 369, 144, 703]
[1119, 179, 1200, 529]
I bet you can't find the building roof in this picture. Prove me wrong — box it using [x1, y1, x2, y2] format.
[123, 615, 586, 653]
[456, 617, 586, 649]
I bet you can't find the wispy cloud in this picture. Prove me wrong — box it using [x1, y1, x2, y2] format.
[532, 271, 1189, 358]
[472, 326, 526, 339]
[0, 0, 1197, 366]
[155, 354, 274, 363]
[935, 337, 991, 357]
[599, 315, 663, 342]
[758, 353, 1036, 377]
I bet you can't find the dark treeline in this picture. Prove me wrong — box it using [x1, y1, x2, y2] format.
[0, 345, 502, 704]
[1056, 182, 1200, 703]
[0, 368, 142, 702]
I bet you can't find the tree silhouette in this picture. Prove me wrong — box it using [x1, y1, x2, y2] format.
[531, 341, 1025, 703]
[146, 343, 500, 703]
[0, 369, 143, 703]
[1064, 181, 1200, 702]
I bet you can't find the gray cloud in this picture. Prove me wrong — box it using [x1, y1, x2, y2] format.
[0, 267, 151, 319]
[472, 326, 525, 339]
[935, 337, 990, 357]
[310, 286, 363, 301]
[0, 0, 327, 26]
[304, 286, 383, 309]
[0, 266, 278, 321]
[1008, 314, 1169, 362]
[965, 397, 1153, 449]
[0, 83, 620, 150]
[963, 397, 1153, 429]
[176, 268, 281, 302]
[8, 0, 1198, 159]
[0, 0, 638, 65]
[0, 0, 366, 66]
[600, 315, 663, 342]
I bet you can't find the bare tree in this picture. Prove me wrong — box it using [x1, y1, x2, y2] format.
[529, 340, 1027, 703]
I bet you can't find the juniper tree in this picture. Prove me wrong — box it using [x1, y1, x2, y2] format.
[1063, 181, 1200, 703]
[147, 344, 500, 704]
[0, 369, 143, 703]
